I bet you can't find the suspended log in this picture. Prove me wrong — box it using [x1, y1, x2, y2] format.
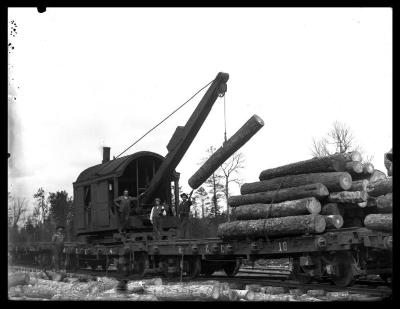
[320, 203, 344, 216]
[217, 214, 326, 239]
[233, 197, 321, 220]
[327, 191, 368, 203]
[364, 214, 392, 232]
[242, 172, 351, 195]
[376, 193, 392, 213]
[367, 177, 392, 197]
[188, 114, 264, 189]
[143, 283, 221, 300]
[228, 183, 329, 207]
[369, 170, 387, 183]
[324, 215, 343, 229]
[345, 161, 363, 175]
[8, 272, 30, 288]
[348, 179, 369, 192]
[259, 151, 362, 181]
[352, 163, 375, 180]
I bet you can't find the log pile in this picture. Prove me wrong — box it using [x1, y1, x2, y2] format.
[219, 151, 392, 239]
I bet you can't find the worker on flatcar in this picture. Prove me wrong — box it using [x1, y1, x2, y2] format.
[177, 192, 193, 239]
[150, 198, 167, 240]
[52, 226, 65, 271]
[114, 189, 137, 233]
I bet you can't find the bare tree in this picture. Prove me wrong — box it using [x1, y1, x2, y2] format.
[311, 121, 373, 163]
[220, 152, 245, 221]
[8, 195, 28, 229]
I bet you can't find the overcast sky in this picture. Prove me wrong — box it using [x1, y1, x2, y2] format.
[8, 8, 392, 212]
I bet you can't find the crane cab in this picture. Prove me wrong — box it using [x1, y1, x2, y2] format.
[73, 148, 180, 240]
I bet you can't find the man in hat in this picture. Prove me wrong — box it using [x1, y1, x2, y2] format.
[384, 148, 393, 176]
[177, 192, 193, 239]
[150, 198, 166, 240]
[51, 226, 65, 271]
[114, 189, 137, 233]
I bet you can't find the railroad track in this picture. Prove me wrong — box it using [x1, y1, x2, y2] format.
[9, 264, 392, 299]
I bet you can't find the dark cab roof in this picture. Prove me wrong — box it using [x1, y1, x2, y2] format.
[74, 151, 166, 186]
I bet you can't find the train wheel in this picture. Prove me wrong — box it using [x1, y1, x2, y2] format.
[330, 252, 356, 287]
[201, 261, 216, 276]
[223, 261, 240, 277]
[186, 257, 201, 279]
[292, 258, 313, 284]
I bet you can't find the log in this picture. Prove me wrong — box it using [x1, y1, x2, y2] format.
[143, 283, 221, 300]
[307, 289, 325, 297]
[188, 114, 264, 189]
[217, 214, 326, 239]
[43, 270, 67, 282]
[363, 162, 375, 174]
[320, 203, 344, 216]
[352, 163, 375, 180]
[348, 179, 369, 192]
[289, 289, 303, 296]
[376, 193, 392, 213]
[364, 214, 392, 232]
[367, 177, 392, 197]
[242, 172, 352, 195]
[250, 292, 294, 301]
[260, 286, 287, 294]
[233, 289, 255, 301]
[228, 183, 329, 207]
[324, 215, 343, 229]
[233, 197, 321, 220]
[245, 284, 262, 292]
[345, 161, 363, 175]
[259, 151, 362, 181]
[368, 169, 387, 183]
[327, 191, 368, 203]
[8, 272, 30, 288]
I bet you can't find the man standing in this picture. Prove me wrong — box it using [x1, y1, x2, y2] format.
[177, 192, 193, 239]
[52, 226, 65, 271]
[150, 198, 166, 240]
[114, 189, 137, 233]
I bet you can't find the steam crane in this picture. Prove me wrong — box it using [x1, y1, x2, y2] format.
[140, 72, 229, 206]
[73, 72, 229, 239]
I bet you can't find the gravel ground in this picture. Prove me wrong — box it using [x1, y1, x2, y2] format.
[8, 269, 386, 301]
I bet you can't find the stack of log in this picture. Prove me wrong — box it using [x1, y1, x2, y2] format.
[218, 151, 392, 239]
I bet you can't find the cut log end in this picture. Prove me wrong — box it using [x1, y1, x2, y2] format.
[363, 163, 375, 174]
[324, 215, 344, 229]
[346, 161, 363, 174]
[339, 173, 352, 190]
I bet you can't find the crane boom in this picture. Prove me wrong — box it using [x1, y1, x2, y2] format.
[142, 72, 229, 204]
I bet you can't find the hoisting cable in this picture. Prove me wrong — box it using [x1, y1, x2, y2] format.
[115, 78, 215, 159]
[223, 93, 227, 143]
[95, 78, 215, 176]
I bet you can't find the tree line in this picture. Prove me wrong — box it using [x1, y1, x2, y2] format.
[8, 188, 75, 243]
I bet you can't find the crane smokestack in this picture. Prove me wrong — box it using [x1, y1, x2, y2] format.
[102, 147, 111, 163]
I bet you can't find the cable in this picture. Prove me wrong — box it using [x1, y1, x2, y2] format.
[223, 93, 227, 143]
[115, 79, 215, 159]
[95, 78, 215, 176]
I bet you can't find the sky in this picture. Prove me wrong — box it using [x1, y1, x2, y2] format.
[8, 8, 392, 213]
